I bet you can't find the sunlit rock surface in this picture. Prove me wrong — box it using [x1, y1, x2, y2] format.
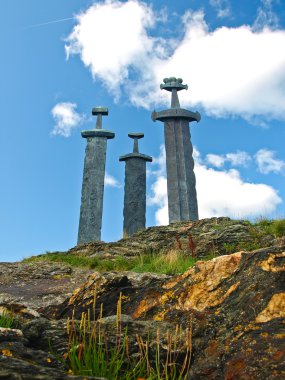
[0, 218, 284, 379]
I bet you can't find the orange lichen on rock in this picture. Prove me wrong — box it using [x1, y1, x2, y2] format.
[132, 296, 160, 319]
[166, 251, 242, 290]
[1, 349, 12, 357]
[181, 280, 241, 312]
[134, 252, 243, 318]
[224, 357, 247, 380]
[258, 252, 285, 272]
[153, 310, 166, 321]
[67, 272, 106, 305]
[255, 293, 285, 323]
[178, 252, 242, 311]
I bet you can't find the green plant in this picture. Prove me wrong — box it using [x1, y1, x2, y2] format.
[65, 294, 192, 379]
[0, 312, 17, 329]
[255, 218, 272, 227]
[222, 243, 239, 254]
[241, 242, 262, 251]
[132, 250, 197, 275]
[254, 218, 285, 237]
[222, 240, 264, 254]
[23, 250, 199, 275]
[271, 220, 285, 237]
[23, 253, 138, 271]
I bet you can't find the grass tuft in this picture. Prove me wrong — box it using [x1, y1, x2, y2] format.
[254, 218, 285, 237]
[0, 312, 17, 329]
[64, 293, 192, 379]
[132, 250, 197, 275]
[23, 250, 199, 275]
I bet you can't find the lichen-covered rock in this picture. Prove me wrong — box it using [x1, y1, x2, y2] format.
[134, 247, 285, 379]
[42, 246, 285, 379]
[0, 317, 107, 380]
[41, 271, 170, 320]
[68, 217, 276, 258]
[0, 327, 24, 342]
[0, 219, 284, 379]
[0, 262, 92, 310]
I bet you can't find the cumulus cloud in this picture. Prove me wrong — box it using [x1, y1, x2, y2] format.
[209, 0, 231, 18]
[206, 151, 251, 168]
[105, 173, 121, 187]
[148, 146, 281, 224]
[255, 149, 285, 174]
[148, 11, 285, 120]
[196, 161, 281, 219]
[65, 0, 157, 99]
[51, 102, 84, 137]
[66, 1, 285, 122]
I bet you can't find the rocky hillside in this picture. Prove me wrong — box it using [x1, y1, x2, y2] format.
[68, 217, 278, 257]
[0, 218, 284, 379]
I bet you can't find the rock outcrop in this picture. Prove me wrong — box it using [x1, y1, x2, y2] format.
[67, 217, 277, 258]
[0, 218, 284, 379]
[0, 261, 93, 309]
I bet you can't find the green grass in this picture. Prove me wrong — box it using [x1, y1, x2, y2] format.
[65, 295, 192, 379]
[222, 241, 264, 255]
[254, 218, 285, 237]
[24, 250, 199, 275]
[23, 253, 137, 271]
[132, 250, 197, 275]
[25, 218, 285, 273]
[219, 218, 285, 255]
[0, 312, 17, 329]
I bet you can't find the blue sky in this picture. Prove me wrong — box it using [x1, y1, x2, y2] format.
[1, 0, 285, 262]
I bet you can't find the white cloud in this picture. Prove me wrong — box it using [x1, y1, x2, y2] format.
[148, 175, 168, 225]
[105, 173, 121, 187]
[226, 151, 251, 166]
[147, 146, 168, 224]
[206, 151, 251, 168]
[255, 149, 285, 174]
[149, 144, 166, 176]
[209, 0, 231, 18]
[253, 0, 279, 31]
[148, 11, 285, 120]
[66, 1, 285, 122]
[65, 0, 157, 99]
[149, 146, 282, 224]
[196, 162, 281, 219]
[51, 102, 83, 137]
[206, 153, 226, 168]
